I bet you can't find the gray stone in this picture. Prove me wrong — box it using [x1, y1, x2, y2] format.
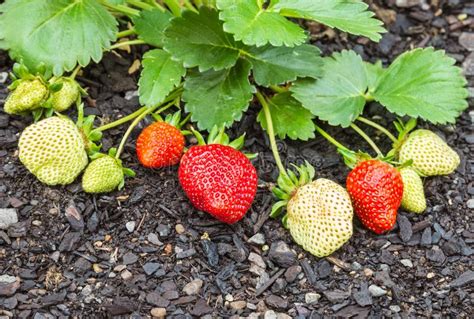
[426, 246, 446, 263]
[176, 248, 196, 259]
[398, 215, 412, 242]
[268, 241, 296, 267]
[65, 204, 84, 231]
[147, 233, 163, 246]
[467, 199, 474, 209]
[463, 52, 474, 76]
[183, 279, 203, 295]
[248, 233, 266, 245]
[284, 265, 301, 283]
[143, 262, 160, 276]
[122, 252, 138, 265]
[421, 227, 432, 246]
[323, 290, 350, 303]
[146, 292, 170, 308]
[265, 295, 288, 310]
[353, 283, 373, 306]
[248, 252, 266, 269]
[390, 305, 401, 313]
[395, 0, 422, 7]
[400, 259, 413, 268]
[459, 33, 474, 51]
[449, 270, 474, 288]
[304, 292, 321, 304]
[0, 275, 19, 296]
[0, 72, 8, 84]
[59, 232, 81, 252]
[125, 221, 135, 233]
[369, 285, 387, 297]
[230, 300, 247, 310]
[0, 209, 18, 230]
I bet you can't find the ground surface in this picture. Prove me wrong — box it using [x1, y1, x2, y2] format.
[0, 1, 473, 318]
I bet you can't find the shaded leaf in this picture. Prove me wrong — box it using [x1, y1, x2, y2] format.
[257, 92, 315, 140]
[291, 50, 368, 127]
[133, 8, 173, 47]
[247, 44, 322, 86]
[183, 59, 255, 130]
[138, 49, 185, 106]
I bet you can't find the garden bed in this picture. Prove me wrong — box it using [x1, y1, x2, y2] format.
[0, 1, 473, 318]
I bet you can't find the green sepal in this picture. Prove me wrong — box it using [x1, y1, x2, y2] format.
[271, 200, 288, 218]
[44, 107, 54, 118]
[272, 187, 290, 200]
[245, 152, 258, 160]
[390, 118, 418, 156]
[88, 130, 103, 142]
[108, 147, 118, 158]
[32, 109, 43, 122]
[123, 168, 136, 177]
[48, 81, 64, 93]
[281, 214, 289, 229]
[7, 79, 21, 91]
[118, 178, 125, 191]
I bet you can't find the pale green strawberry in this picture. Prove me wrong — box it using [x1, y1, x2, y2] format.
[51, 78, 80, 112]
[399, 129, 460, 176]
[4, 78, 48, 114]
[19, 117, 88, 185]
[400, 167, 426, 214]
[82, 155, 124, 193]
[286, 178, 353, 257]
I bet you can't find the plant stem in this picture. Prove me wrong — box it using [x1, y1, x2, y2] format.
[350, 123, 383, 157]
[102, 2, 140, 16]
[313, 124, 351, 152]
[256, 91, 288, 177]
[115, 101, 175, 159]
[117, 29, 136, 39]
[126, 0, 154, 10]
[109, 39, 145, 50]
[70, 65, 81, 80]
[357, 116, 397, 143]
[163, 0, 182, 16]
[269, 85, 288, 94]
[96, 106, 148, 132]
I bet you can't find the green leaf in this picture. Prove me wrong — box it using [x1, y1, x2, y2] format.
[365, 60, 384, 92]
[183, 59, 255, 130]
[217, 0, 306, 47]
[274, 0, 385, 42]
[133, 8, 173, 47]
[247, 44, 322, 86]
[372, 48, 469, 124]
[164, 6, 241, 71]
[138, 49, 186, 106]
[291, 50, 368, 127]
[0, 0, 117, 75]
[257, 92, 315, 140]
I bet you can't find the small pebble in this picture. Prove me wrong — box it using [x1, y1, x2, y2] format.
[248, 233, 266, 245]
[369, 285, 387, 297]
[125, 221, 135, 233]
[400, 259, 413, 268]
[121, 270, 133, 280]
[304, 292, 321, 304]
[150, 307, 166, 318]
[390, 305, 401, 313]
[183, 279, 203, 295]
[175, 224, 185, 234]
[467, 199, 474, 209]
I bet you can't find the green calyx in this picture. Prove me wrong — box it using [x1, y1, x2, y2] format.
[388, 118, 417, 158]
[75, 103, 103, 157]
[191, 125, 257, 159]
[270, 161, 315, 218]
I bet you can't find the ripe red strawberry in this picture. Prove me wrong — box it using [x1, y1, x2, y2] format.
[178, 144, 257, 224]
[136, 121, 185, 168]
[346, 159, 403, 234]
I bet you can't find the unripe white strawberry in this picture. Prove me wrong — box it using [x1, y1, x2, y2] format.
[51, 78, 80, 112]
[18, 117, 88, 185]
[399, 129, 459, 176]
[286, 179, 353, 257]
[4, 78, 48, 114]
[400, 167, 426, 214]
[82, 155, 124, 193]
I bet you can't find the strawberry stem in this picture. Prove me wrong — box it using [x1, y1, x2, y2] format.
[117, 29, 137, 39]
[350, 123, 383, 157]
[357, 117, 397, 143]
[96, 106, 148, 132]
[269, 85, 288, 94]
[256, 91, 288, 178]
[102, 2, 140, 16]
[109, 39, 145, 50]
[70, 66, 81, 80]
[163, 0, 182, 16]
[313, 123, 351, 153]
[126, 0, 157, 10]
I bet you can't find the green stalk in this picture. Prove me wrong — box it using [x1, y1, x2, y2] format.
[117, 29, 137, 39]
[102, 2, 140, 16]
[269, 85, 288, 94]
[109, 39, 145, 50]
[357, 116, 397, 143]
[126, 0, 154, 10]
[350, 123, 383, 157]
[115, 101, 175, 159]
[70, 65, 81, 80]
[163, 0, 182, 16]
[96, 106, 148, 132]
[256, 91, 288, 178]
[314, 124, 351, 152]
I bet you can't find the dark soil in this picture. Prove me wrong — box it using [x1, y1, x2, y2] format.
[1, 1, 473, 318]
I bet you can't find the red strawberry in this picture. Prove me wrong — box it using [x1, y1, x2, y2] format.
[136, 121, 185, 168]
[178, 144, 257, 224]
[346, 159, 403, 234]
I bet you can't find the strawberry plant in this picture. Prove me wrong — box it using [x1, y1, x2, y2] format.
[0, 0, 470, 257]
